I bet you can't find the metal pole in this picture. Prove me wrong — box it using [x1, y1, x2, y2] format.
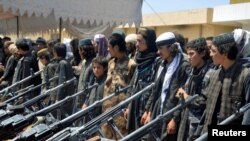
[16, 16, 19, 38]
[59, 17, 62, 42]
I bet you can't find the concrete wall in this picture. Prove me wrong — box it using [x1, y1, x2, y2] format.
[123, 24, 235, 42]
[155, 25, 200, 41]
[242, 25, 250, 31]
[156, 24, 235, 41]
[123, 28, 137, 35]
[142, 8, 213, 27]
[121, 8, 236, 42]
[212, 25, 236, 36]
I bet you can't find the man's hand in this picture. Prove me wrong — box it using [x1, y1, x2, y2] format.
[82, 104, 87, 109]
[144, 112, 151, 124]
[124, 108, 129, 119]
[166, 119, 177, 134]
[176, 87, 189, 99]
[140, 111, 148, 124]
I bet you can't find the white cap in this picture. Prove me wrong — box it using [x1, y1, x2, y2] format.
[233, 28, 244, 44]
[94, 34, 105, 42]
[156, 32, 176, 46]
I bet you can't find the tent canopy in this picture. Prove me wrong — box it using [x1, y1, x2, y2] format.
[0, 0, 142, 37]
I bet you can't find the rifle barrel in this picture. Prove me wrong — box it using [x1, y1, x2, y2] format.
[36, 83, 98, 116]
[195, 133, 208, 141]
[7, 77, 76, 112]
[0, 76, 58, 109]
[0, 70, 43, 94]
[195, 103, 250, 141]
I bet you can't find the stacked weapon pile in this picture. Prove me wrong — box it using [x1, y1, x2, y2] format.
[1, 70, 250, 141]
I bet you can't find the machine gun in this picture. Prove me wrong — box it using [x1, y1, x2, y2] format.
[0, 76, 58, 109]
[121, 93, 200, 141]
[0, 77, 76, 122]
[13, 84, 132, 141]
[47, 83, 155, 141]
[0, 70, 43, 95]
[0, 76, 58, 122]
[0, 82, 97, 140]
[0, 85, 35, 121]
[195, 102, 250, 141]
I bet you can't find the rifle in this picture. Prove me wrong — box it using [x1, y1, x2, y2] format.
[13, 84, 132, 141]
[1, 85, 33, 106]
[0, 76, 58, 109]
[0, 77, 76, 122]
[0, 85, 33, 107]
[121, 94, 199, 141]
[0, 85, 33, 122]
[0, 85, 34, 101]
[0, 83, 97, 140]
[13, 86, 131, 141]
[48, 83, 155, 141]
[0, 70, 43, 95]
[195, 102, 250, 141]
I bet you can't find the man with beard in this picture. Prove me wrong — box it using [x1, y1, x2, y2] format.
[12, 38, 40, 98]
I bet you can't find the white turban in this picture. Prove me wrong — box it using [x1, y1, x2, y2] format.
[125, 34, 137, 44]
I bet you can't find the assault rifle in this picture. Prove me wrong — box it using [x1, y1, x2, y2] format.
[0, 70, 43, 95]
[48, 83, 155, 141]
[13, 84, 132, 141]
[0, 77, 76, 122]
[0, 85, 34, 121]
[0, 82, 97, 140]
[121, 94, 200, 141]
[9, 77, 76, 111]
[195, 102, 250, 141]
[0, 76, 58, 109]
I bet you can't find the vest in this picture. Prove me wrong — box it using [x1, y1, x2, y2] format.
[203, 62, 250, 132]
